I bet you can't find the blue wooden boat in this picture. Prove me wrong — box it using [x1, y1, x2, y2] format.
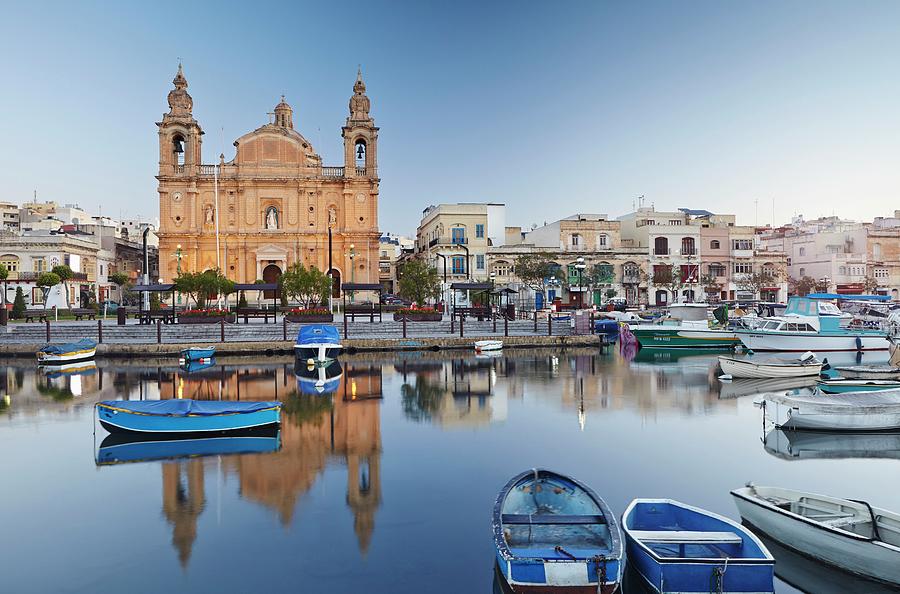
[36, 338, 96, 364]
[96, 431, 280, 465]
[816, 378, 900, 394]
[96, 399, 281, 436]
[493, 469, 623, 593]
[180, 346, 216, 362]
[622, 499, 774, 594]
[294, 324, 342, 362]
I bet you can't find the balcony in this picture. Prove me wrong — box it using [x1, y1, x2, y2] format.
[16, 271, 88, 282]
[429, 236, 468, 248]
[322, 166, 345, 178]
[653, 248, 671, 256]
[680, 248, 698, 256]
[622, 274, 642, 284]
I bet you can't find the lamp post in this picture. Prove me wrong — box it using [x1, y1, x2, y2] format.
[574, 257, 586, 309]
[349, 244, 356, 303]
[175, 244, 183, 305]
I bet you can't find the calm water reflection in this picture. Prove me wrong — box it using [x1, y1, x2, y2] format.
[1, 348, 897, 593]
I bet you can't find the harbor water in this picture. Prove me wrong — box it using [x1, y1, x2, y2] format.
[1, 348, 897, 593]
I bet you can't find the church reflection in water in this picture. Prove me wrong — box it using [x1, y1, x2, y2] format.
[139, 360, 383, 566]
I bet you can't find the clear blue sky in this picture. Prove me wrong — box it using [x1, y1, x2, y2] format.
[1, 1, 899, 234]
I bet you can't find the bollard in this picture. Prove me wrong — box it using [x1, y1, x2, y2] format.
[548, 315, 552, 337]
[402, 316, 407, 339]
[504, 314, 509, 337]
[46, 319, 51, 342]
[343, 311, 349, 338]
[460, 315, 464, 338]
[98, 319, 103, 344]
[450, 313, 455, 334]
[220, 319, 225, 342]
[533, 310, 538, 333]
[590, 313, 595, 334]
[157, 319, 162, 344]
[493, 313, 497, 333]
[283, 318, 287, 341]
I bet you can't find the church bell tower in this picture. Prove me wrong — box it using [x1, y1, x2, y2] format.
[342, 69, 378, 178]
[158, 63, 203, 176]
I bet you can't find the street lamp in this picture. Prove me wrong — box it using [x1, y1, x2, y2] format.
[575, 257, 586, 309]
[349, 244, 356, 303]
[175, 244, 183, 305]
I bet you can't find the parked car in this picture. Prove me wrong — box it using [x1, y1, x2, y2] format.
[99, 300, 120, 313]
[380, 294, 411, 306]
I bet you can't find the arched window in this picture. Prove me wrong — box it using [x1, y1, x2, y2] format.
[354, 139, 367, 167]
[799, 247, 806, 257]
[710, 240, 720, 249]
[172, 134, 185, 166]
[681, 237, 696, 255]
[655, 289, 668, 305]
[451, 227, 466, 244]
[654, 237, 668, 255]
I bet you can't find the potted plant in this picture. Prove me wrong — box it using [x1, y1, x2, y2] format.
[178, 307, 234, 324]
[393, 305, 442, 322]
[285, 307, 333, 323]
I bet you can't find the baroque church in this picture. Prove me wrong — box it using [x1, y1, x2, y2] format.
[156, 65, 380, 291]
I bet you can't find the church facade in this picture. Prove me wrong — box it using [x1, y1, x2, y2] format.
[156, 65, 380, 292]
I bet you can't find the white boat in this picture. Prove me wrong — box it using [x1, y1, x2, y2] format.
[762, 389, 900, 431]
[735, 296, 891, 352]
[293, 325, 342, 362]
[718, 352, 822, 379]
[474, 339, 502, 352]
[731, 484, 900, 585]
[628, 303, 739, 349]
[835, 365, 900, 380]
[36, 339, 97, 364]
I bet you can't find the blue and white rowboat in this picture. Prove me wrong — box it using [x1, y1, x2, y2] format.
[36, 338, 97, 364]
[96, 399, 281, 436]
[623, 499, 775, 593]
[180, 346, 216, 362]
[493, 469, 623, 593]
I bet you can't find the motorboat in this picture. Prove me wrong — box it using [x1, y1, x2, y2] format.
[36, 338, 97, 364]
[628, 303, 739, 349]
[731, 484, 900, 585]
[622, 498, 774, 593]
[475, 339, 503, 353]
[293, 324, 342, 363]
[761, 389, 900, 431]
[96, 399, 281, 436]
[718, 352, 822, 379]
[493, 468, 623, 593]
[735, 296, 891, 352]
[817, 378, 900, 394]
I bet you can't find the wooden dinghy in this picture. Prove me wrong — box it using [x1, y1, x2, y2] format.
[762, 389, 900, 431]
[493, 469, 623, 593]
[622, 499, 774, 593]
[732, 484, 900, 585]
[36, 339, 97, 364]
[180, 346, 216, 362]
[475, 339, 504, 352]
[96, 399, 281, 437]
[718, 352, 822, 379]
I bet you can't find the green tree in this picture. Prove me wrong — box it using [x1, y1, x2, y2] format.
[12, 286, 26, 318]
[51, 264, 74, 310]
[650, 265, 683, 302]
[280, 263, 332, 308]
[398, 259, 441, 306]
[789, 275, 817, 296]
[513, 252, 562, 304]
[174, 271, 200, 306]
[37, 272, 61, 309]
[735, 265, 784, 299]
[109, 271, 129, 305]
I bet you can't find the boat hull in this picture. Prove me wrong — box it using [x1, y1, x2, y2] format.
[719, 357, 822, 379]
[476, 340, 503, 352]
[293, 345, 342, 362]
[36, 348, 96, 364]
[181, 347, 215, 361]
[631, 327, 738, 349]
[817, 380, 900, 394]
[835, 366, 900, 380]
[97, 404, 281, 436]
[736, 331, 890, 352]
[732, 489, 900, 585]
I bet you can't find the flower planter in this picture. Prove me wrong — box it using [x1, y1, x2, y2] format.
[178, 316, 234, 324]
[393, 312, 442, 322]
[286, 314, 334, 323]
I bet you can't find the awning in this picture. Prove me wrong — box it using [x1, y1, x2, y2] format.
[449, 282, 493, 290]
[233, 283, 279, 291]
[341, 283, 383, 292]
[131, 284, 175, 292]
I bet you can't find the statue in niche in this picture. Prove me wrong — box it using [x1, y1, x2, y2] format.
[328, 206, 337, 228]
[204, 205, 215, 226]
[265, 206, 279, 230]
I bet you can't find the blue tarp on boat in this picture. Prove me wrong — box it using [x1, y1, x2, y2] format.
[98, 399, 280, 417]
[39, 338, 96, 354]
[296, 324, 341, 346]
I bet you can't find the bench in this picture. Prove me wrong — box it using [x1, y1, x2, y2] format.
[24, 309, 48, 323]
[345, 304, 381, 322]
[72, 308, 97, 321]
[236, 308, 276, 324]
[502, 514, 607, 525]
[138, 310, 176, 324]
[628, 530, 742, 545]
[455, 306, 492, 321]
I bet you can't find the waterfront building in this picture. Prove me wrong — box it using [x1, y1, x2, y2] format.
[378, 233, 414, 294]
[155, 65, 380, 292]
[415, 202, 505, 283]
[0, 202, 19, 232]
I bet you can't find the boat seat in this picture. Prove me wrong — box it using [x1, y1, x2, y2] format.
[501, 514, 606, 525]
[630, 530, 742, 545]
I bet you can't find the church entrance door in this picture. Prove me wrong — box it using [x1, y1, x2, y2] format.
[262, 264, 282, 299]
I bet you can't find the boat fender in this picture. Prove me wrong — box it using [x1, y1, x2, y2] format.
[856, 336, 863, 351]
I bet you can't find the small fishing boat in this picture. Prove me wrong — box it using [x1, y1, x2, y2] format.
[817, 378, 900, 394]
[294, 324, 342, 363]
[96, 431, 280, 466]
[731, 484, 900, 585]
[762, 389, 900, 431]
[96, 399, 281, 436]
[475, 339, 503, 353]
[493, 468, 623, 593]
[717, 352, 821, 379]
[628, 304, 739, 350]
[763, 428, 900, 461]
[36, 338, 97, 364]
[622, 499, 774, 594]
[180, 346, 215, 362]
[834, 365, 900, 380]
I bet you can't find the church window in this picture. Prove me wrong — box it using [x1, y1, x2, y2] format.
[355, 139, 366, 165]
[172, 134, 185, 166]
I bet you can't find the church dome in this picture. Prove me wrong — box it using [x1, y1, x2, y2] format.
[273, 95, 293, 128]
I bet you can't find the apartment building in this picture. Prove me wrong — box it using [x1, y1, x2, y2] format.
[415, 203, 505, 282]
